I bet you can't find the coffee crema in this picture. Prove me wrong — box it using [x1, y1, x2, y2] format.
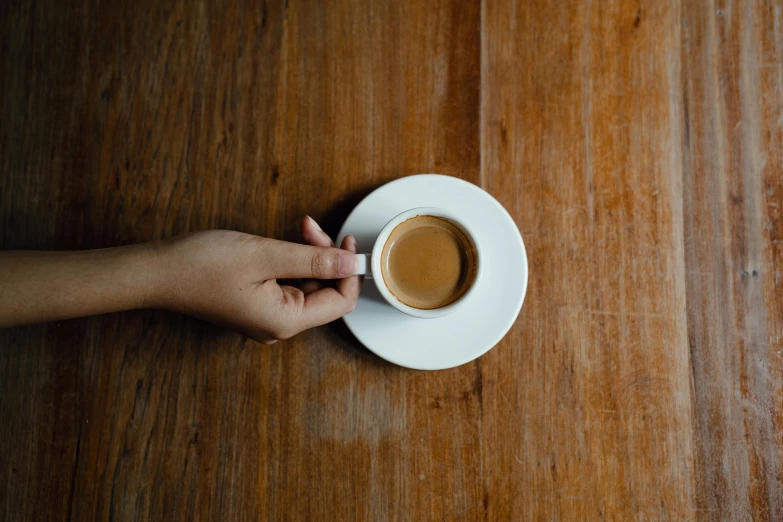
[380, 215, 477, 310]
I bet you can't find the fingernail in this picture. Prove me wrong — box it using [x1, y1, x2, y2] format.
[307, 215, 323, 232]
[338, 251, 358, 276]
[348, 235, 359, 253]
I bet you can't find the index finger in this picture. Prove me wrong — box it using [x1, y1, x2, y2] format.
[260, 240, 359, 280]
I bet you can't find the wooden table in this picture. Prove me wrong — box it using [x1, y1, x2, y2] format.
[1, 0, 782, 520]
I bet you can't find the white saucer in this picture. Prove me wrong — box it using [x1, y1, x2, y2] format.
[337, 174, 528, 370]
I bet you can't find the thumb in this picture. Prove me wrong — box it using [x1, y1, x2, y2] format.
[261, 239, 359, 279]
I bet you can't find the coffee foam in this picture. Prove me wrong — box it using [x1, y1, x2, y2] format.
[380, 215, 477, 310]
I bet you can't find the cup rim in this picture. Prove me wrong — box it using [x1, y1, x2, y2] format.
[370, 206, 483, 319]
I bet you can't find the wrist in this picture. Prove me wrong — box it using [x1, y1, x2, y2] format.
[138, 238, 179, 310]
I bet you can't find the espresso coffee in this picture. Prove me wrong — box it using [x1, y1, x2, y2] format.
[380, 215, 477, 310]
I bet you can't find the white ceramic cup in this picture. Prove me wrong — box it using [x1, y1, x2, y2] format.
[354, 207, 482, 319]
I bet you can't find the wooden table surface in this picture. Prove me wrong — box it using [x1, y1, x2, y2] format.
[1, 0, 782, 520]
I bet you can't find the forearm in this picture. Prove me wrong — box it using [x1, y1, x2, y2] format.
[0, 222, 362, 340]
[0, 243, 164, 328]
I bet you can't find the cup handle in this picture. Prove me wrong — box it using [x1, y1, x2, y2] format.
[356, 253, 372, 278]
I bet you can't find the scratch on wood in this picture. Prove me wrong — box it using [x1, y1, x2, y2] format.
[581, 0, 595, 231]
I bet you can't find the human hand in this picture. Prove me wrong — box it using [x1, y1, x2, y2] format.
[152, 217, 361, 344]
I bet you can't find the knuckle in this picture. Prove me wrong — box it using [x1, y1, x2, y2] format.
[268, 320, 296, 342]
[310, 250, 337, 278]
[271, 329, 293, 341]
[282, 286, 306, 307]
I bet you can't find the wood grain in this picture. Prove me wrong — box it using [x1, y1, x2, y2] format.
[681, 1, 783, 519]
[0, 0, 781, 520]
[482, 0, 694, 519]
